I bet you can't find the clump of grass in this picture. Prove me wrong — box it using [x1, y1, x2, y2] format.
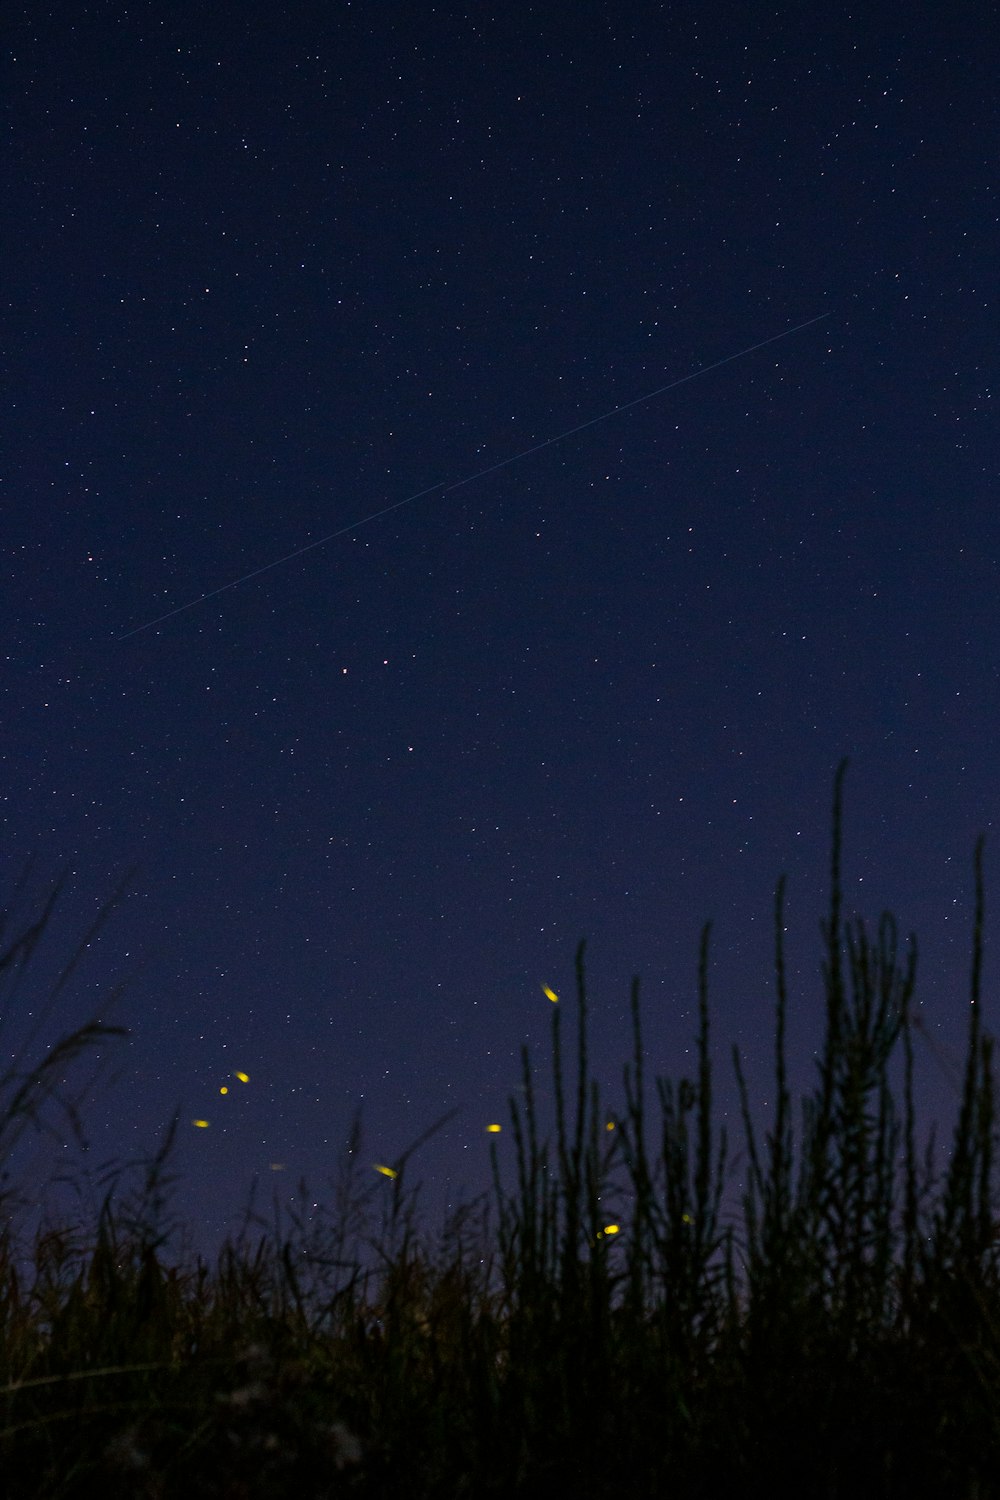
[1, 868, 129, 1177]
[2, 764, 1000, 1497]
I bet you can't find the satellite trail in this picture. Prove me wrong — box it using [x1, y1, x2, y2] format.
[118, 311, 829, 640]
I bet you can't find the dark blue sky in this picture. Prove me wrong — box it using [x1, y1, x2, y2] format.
[4, 1, 995, 1254]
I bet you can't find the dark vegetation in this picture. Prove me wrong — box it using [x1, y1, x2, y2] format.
[3, 764, 1000, 1497]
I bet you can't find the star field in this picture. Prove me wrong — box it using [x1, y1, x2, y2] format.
[3, 1, 996, 1252]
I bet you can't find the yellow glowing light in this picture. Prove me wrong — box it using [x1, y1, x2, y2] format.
[235, 1071, 250, 1083]
[485, 1123, 502, 1133]
[603, 1224, 620, 1236]
[374, 1164, 398, 1180]
[192, 1119, 210, 1129]
[682, 1213, 692, 1224]
[543, 984, 559, 1003]
[220, 1086, 228, 1095]
[605, 1120, 615, 1131]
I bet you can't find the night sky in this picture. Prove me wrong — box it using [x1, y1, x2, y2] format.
[4, 1, 996, 1257]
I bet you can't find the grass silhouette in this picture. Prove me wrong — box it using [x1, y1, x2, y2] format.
[2, 762, 999, 1497]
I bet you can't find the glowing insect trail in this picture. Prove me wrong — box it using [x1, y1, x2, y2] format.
[118, 311, 829, 639]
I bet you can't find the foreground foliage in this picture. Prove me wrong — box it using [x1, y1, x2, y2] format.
[2, 765, 1000, 1497]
